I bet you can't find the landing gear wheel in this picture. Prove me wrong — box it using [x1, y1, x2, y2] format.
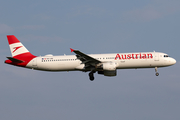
[90, 76, 94, 81]
[155, 67, 159, 76]
[155, 72, 159, 76]
[89, 72, 95, 81]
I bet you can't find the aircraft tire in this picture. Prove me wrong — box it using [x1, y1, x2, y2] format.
[155, 72, 159, 76]
[89, 72, 95, 81]
[90, 76, 94, 81]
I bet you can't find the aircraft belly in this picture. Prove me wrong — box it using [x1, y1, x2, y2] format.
[37, 61, 80, 71]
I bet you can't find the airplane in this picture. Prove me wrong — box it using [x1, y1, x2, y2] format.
[5, 35, 176, 81]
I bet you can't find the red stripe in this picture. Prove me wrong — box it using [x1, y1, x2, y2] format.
[7, 35, 20, 45]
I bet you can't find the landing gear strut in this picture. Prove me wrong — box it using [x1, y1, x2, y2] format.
[155, 67, 159, 76]
[89, 71, 96, 81]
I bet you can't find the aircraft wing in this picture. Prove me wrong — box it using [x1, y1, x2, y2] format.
[70, 48, 101, 66]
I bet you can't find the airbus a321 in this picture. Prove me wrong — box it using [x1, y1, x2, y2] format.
[5, 35, 176, 81]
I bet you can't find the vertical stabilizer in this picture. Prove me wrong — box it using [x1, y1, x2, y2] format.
[7, 35, 30, 57]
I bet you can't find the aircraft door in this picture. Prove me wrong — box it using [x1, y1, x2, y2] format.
[154, 53, 159, 61]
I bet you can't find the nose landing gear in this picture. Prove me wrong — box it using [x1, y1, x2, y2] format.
[155, 67, 159, 76]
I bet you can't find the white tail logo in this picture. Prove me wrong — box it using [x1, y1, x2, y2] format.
[9, 43, 29, 57]
[13, 46, 22, 53]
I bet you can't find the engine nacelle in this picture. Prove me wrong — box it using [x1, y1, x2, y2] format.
[98, 62, 117, 76]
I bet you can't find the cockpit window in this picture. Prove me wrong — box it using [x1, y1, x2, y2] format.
[164, 55, 169, 57]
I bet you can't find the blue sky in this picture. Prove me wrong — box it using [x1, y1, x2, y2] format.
[0, 0, 180, 120]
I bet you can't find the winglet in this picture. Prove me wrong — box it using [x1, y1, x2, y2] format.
[70, 48, 74, 52]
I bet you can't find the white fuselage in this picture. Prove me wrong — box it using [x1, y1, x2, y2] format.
[5, 35, 176, 80]
[26, 52, 176, 71]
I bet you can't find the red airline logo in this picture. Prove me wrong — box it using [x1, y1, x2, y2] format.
[115, 53, 153, 60]
[13, 46, 22, 53]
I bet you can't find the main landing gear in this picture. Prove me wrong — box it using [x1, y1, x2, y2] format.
[89, 71, 96, 81]
[155, 67, 159, 76]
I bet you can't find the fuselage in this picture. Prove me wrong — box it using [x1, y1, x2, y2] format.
[26, 52, 176, 71]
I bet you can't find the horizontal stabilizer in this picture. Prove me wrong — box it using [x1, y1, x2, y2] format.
[6, 57, 24, 63]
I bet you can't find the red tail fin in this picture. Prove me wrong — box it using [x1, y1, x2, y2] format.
[5, 35, 36, 67]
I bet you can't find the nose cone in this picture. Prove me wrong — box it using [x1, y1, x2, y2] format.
[172, 58, 176, 65]
[165, 58, 176, 66]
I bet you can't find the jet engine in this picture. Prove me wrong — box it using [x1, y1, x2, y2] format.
[98, 62, 117, 76]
